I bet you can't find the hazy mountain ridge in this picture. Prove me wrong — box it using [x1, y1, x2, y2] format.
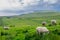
[19, 11, 60, 18]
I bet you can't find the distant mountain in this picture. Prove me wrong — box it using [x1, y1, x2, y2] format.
[19, 11, 60, 18]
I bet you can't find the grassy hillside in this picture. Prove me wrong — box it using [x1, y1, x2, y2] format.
[19, 12, 60, 17]
[0, 12, 60, 40]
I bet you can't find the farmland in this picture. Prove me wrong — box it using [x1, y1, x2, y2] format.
[0, 12, 60, 40]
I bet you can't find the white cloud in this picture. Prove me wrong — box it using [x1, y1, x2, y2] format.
[0, 0, 40, 10]
[43, 0, 58, 9]
[0, 0, 24, 10]
[0, 0, 40, 16]
[0, 0, 59, 16]
[43, 0, 57, 4]
[0, 0, 58, 10]
[0, 12, 19, 16]
[22, 0, 40, 5]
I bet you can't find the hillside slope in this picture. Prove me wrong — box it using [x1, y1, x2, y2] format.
[0, 12, 60, 40]
[19, 12, 60, 18]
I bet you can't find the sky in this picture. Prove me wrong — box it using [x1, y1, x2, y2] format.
[0, 0, 60, 16]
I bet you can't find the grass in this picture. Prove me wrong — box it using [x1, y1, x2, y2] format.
[0, 12, 60, 40]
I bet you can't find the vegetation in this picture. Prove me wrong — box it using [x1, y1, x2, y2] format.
[0, 12, 60, 40]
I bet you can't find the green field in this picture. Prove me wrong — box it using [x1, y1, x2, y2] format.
[0, 12, 60, 40]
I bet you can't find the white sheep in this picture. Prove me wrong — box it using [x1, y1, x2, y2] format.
[3, 26, 10, 30]
[42, 22, 46, 26]
[36, 27, 49, 35]
[51, 20, 57, 25]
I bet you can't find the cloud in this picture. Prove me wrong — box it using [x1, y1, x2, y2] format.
[0, 0, 24, 10]
[0, 0, 40, 10]
[0, 12, 19, 16]
[0, 0, 59, 16]
[0, 0, 59, 10]
[22, 0, 40, 5]
[43, 0, 57, 4]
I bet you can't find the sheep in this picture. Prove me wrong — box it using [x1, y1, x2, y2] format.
[42, 22, 47, 26]
[36, 27, 49, 36]
[3, 26, 10, 30]
[51, 20, 57, 25]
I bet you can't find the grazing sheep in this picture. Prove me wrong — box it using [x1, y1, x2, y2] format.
[3, 26, 9, 30]
[51, 20, 57, 25]
[42, 22, 46, 26]
[36, 27, 49, 35]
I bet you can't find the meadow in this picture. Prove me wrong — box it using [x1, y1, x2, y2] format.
[0, 12, 60, 40]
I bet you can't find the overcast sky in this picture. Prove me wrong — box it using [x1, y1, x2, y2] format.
[0, 0, 60, 16]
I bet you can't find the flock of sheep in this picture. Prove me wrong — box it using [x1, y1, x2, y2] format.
[36, 19, 57, 36]
[3, 19, 57, 37]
